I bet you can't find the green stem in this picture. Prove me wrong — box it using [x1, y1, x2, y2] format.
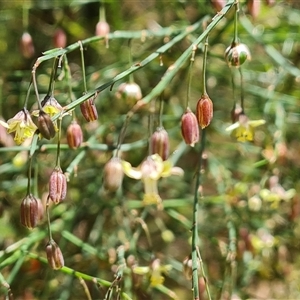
[116, 245, 126, 278]
[32, 6, 234, 117]
[27, 251, 112, 287]
[6, 256, 25, 285]
[33, 157, 39, 197]
[79, 277, 92, 300]
[63, 55, 77, 121]
[0, 139, 147, 154]
[186, 45, 197, 108]
[128, 39, 134, 83]
[191, 129, 211, 300]
[202, 36, 209, 95]
[196, 247, 211, 300]
[46, 197, 53, 240]
[33, 8, 232, 68]
[62, 231, 101, 258]
[233, 1, 239, 44]
[22, 6, 29, 31]
[99, 1, 106, 22]
[158, 95, 164, 128]
[47, 57, 60, 96]
[239, 67, 245, 112]
[63, 56, 73, 103]
[26, 156, 32, 195]
[26, 134, 38, 195]
[32, 71, 43, 111]
[230, 68, 236, 114]
[55, 118, 62, 167]
[23, 81, 32, 109]
[148, 100, 155, 156]
[79, 41, 88, 93]
[130, 209, 149, 253]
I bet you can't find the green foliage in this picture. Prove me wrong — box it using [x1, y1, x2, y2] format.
[1, 1, 300, 299]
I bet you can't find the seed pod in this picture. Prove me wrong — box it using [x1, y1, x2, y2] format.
[20, 194, 39, 229]
[116, 82, 142, 105]
[53, 28, 67, 48]
[49, 167, 67, 204]
[103, 158, 124, 192]
[181, 108, 199, 147]
[80, 98, 98, 122]
[96, 20, 110, 48]
[150, 127, 169, 160]
[95, 20, 110, 37]
[66, 121, 83, 149]
[46, 239, 64, 270]
[36, 197, 44, 222]
[37, 110, 56, 140]
[247, 0, 260, 19]
[210, 0, 226, 12]
[225, 42, 251, 67]
[196, 94, 213, 129]
[20, 32, 35, 59]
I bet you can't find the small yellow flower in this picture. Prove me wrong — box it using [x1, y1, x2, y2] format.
[226, 114, 265, 142]
[0, 109, 37, 145]
[41, 96, 63, 117]
[133, 258, 172, 287]
[122, 154, 183, 208]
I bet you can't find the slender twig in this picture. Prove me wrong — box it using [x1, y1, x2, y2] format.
[130, 209, 149, 252]
[32, 71, 43, 111]
[23, 81, 32, 109]
[239, 67, 245, 112]
[63, 55, 77, 121]
[202, 36, 209, 96]
[22, 6, 29, 31]
[230, 68, 237, 115]
[196, 246, 211, 300]
[233, 1, 239, 44]
[79, 41, 88, 93]
[186, 45, 197, 108]
[46, 197, 53, 241]
[79, 277, 92, 300]
[158, 95, 164, 128]
[55, 117, 62, 167]
[99, 1, 106, 22]
[33, 4, 235, 119]
[27, 252, 113, 287]
[26, 156, 33, 195]
[191, 129, 211, 300]
[128, 39, 134, 84]
[47, 57, 60, 96]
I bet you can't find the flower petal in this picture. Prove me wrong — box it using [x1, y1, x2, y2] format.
[161, 160, 172, 177]
[169, 166, 184, 177]
[121, 161, 142, 179]
[235, 126, 254, 142]
[225, 122, 240, 132]
[0, 120, 9, 129]
[248, 119, 266, 127]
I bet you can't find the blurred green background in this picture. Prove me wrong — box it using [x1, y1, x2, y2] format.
[1, 0, 300, 299]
